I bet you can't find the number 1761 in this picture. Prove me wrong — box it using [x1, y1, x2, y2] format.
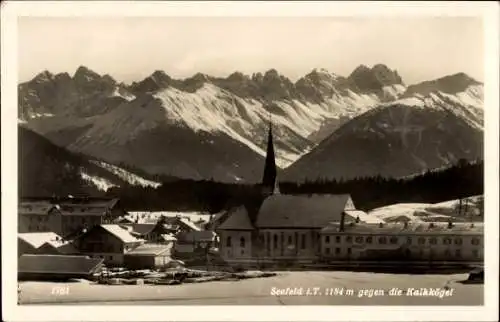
[51, 286, 69, 295]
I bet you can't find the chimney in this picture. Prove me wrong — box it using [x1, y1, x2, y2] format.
[339, 212, 346, 232]
[404, 221, 409, 229]
[355, 216, 360, 223]
[447, 221, 453, 229]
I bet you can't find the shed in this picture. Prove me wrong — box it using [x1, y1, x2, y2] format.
[18, 254, 104, 281]
[123, 244, 173, 269]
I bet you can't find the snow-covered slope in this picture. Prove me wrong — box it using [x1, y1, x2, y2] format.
[90, 160, 161, 188]
[368, 195, 483, 223]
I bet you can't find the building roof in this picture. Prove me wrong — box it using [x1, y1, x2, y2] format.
[255, 194, 354, 228]
[217, 207, 254, 230]
[321, 222, 484, 235]
[125, 244, 173, 256]
[58, 204, 108, 216]
[178, 218, 202, 231]
[18, 232, 67, 249]
[100, 225, 143, 243]
[177, 230, 217, 243]
[122, 223, 157, 236]
[18, 254, 103, 275]
[18, 201, 56, 216]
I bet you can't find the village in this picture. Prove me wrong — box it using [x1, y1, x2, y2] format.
[17, 126, 484, 292]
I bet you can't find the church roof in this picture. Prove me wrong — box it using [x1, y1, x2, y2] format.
[255, 194, 353, 228]
[217, 207, 255, 230]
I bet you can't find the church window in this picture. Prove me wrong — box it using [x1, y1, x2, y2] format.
[325, 236, 330, 244]
[226, 236, 232, 247]
[300, 234, 306, 249]
[240, 237, 246, 248]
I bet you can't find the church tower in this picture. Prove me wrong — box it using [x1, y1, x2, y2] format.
[261, 121, 280, 196]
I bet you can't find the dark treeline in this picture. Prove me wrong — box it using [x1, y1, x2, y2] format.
[105, 159, 483, 213]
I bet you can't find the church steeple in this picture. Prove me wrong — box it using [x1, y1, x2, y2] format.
[262, 119, 280, 195]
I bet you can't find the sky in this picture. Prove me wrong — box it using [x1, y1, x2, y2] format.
[18, 17, 484, 85]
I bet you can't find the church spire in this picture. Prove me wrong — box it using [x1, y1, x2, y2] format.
[262, 116, 279, 195]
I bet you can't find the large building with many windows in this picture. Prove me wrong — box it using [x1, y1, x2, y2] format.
[320, 216, 483, 263]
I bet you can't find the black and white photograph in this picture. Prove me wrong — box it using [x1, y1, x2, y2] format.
[1, 1, 499, 321]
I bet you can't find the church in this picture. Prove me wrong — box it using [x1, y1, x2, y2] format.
[214, 123, 362, 267]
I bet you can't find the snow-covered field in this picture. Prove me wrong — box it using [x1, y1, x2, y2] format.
[368, 195, 483, 223]
[19, 271, 482, 305]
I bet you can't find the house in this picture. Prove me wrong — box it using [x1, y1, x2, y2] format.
[73, 224, 144, 266]
[18, 232, 78, 257]
[320, 219, 484, 263]
[176, 231, 217, 250]
[18, 254, 104, 281]
[120, 222, 177, 244]
[123, 244, 174, 269]
[18, 197, 126, 237]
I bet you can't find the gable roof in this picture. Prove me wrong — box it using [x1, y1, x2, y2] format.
[125, 244, 172, 256]
[18, 254, 103, 275]
[18, 201, 57, 216]
[255, 194, 353, 228]
[217, 207, 254, 230]
[100, 225, 143, 243]
[18, 232, 65, 249]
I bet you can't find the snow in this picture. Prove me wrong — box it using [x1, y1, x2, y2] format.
[154, 83, 382, 168]
[29, 112, 55, 119]
[369, 195, 483, 223]
[386, 96, 425, 108]
[90, 160, 161, 188]
[100, 225, 143, 243]
[382, 84, 407, 99]
[112, 87, 136, 101]
[127, 211, 213, 225]
[18, 232, 64, 248]
[79, 170, 118, 192]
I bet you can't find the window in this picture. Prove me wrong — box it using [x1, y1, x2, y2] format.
[455, 249, 462, 258]
[355, 236, 364, 244]
[335, 248, 341, 254]
[472, 249, 479, 258]
[378, 237, 387, 244]
[429, 237, 437, 245]
[366, 236, 373, 244]
[443, 238, 452, 245]
[274, 235, 279, 249]
[241, 249, 245, 255]
[300, 234, 306, 249]
[406, 237, 412, 245]
[335, 236, 341, 243]
[240, 237, 246, 248]
[288, 235, 293, 245]
[325, 236, 330, 244]
[347, 248, 352, 255]
[454, 238, 463, 245]
[405, 249, 411, 256]
[471, 238, 480, 245]
[226, 236, 232, 247]
[444, 249, 451, 257]
[418, 237, 426, 245]
[390, 237, 398, 244]
[345, 236, 352, 243]
[325, 247, 330, 255]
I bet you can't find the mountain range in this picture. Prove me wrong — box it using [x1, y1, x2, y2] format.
[19, 64, 483, 184]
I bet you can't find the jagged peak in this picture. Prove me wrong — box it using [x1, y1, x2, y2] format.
[73, 66, 101, 81]
[32, 70, 54, 83]
[226, 71, 250, 81]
